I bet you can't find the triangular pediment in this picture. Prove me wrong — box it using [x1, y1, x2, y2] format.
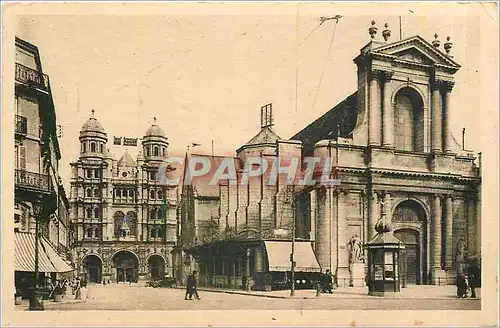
[372, 35, 460, 69]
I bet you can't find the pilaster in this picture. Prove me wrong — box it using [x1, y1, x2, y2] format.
[445, 195, 454, 271]
[382, 71, 394, 147]
[369, 70, 382, 146]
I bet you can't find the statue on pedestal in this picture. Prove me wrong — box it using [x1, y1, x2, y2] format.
[348, 233, 364, 264]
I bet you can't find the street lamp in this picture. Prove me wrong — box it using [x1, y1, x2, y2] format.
[30, 200, 44, 311]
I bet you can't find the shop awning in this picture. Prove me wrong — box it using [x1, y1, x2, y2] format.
[15, 232, 73, 273]
[264, 240, 321, 273]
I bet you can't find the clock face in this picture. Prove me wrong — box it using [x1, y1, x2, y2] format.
[122, 172, 128, 177]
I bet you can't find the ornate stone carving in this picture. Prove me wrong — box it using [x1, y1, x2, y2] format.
[348, 234, 364, 263]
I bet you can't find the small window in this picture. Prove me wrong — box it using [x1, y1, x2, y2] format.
[150, 190, 155, 199]
[129, 190, 134, 197]
[90, 142, 96, 152]
[86, 169, 92, 178]
[94, 189, 99, 198]
[154, 146, 159, 156]
[86, 208, 92, 218]
[87, 228, 92, 238]
[157, 228, 162, 238]
[82, 143, 87, 153]
[99, 143, 104, 153]
[162, 147, 166, 156]
[94, 227, 99, 238]
[94, 207, 99, 218]
[150, 172, 156, 180]
[150, 209, 156, 220]
[157, 208, 163, 219]
[151, 228, 156, 238]
[116, 189, 121, 197]
[94, 169, 100, 178]
[86, 188, 92, 197]
[157, 190, 163, 199]
[145, 147, 150, 157]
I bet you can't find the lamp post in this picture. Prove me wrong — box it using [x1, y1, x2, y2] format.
[290, 184, 296, 297]
[30, 200, 44, 311]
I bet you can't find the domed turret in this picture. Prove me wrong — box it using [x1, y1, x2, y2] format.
[79, 110, 108, 159]
[142, 117, 169, 162]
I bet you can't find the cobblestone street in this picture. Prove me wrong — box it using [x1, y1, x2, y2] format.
[32, 283, 480, 311]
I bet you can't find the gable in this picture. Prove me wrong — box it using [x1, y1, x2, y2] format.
[372, 35, 460, 69]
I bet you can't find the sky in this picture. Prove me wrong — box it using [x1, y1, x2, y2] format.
[13, 2, 497, 192]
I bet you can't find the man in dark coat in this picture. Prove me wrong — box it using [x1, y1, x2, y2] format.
[467, 259, 480, 298]
[323, 269, 333, 294]
[185, 271, 201, 300]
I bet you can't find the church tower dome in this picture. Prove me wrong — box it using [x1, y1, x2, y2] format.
[79, 109, 108, 159]
[142, 117, 169, 162]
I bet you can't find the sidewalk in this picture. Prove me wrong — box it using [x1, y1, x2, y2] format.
[178, 285, 481, 300]
[15, 287, 90, 311]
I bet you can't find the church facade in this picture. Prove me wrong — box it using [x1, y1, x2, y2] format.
[69, 114, 179, 283]
[179, 24, 481, 288]
[292, 24, 481, 286]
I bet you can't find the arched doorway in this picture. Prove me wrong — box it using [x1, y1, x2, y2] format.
[83, 255, 102, 283]
[112, 251, 139, 283]
[148, 255, 166, 280]
[393, 87, 424, 152]
[392, 199, 427, 285]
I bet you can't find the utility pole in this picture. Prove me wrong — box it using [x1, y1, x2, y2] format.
[290, 184, 296, 297]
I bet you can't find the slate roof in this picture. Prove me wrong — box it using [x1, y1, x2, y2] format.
[291, 92, 358, 155]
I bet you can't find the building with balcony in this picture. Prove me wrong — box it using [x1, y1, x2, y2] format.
[69, 115, 179, 284]
[179, 24, 481, 290]
[14, 37, 73, 296]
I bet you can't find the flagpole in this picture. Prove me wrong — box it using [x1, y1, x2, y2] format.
[399, 15, 403, 40]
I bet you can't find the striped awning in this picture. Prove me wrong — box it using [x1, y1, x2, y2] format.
[15, 232, 73, 273]
[264, 240, 321, 273]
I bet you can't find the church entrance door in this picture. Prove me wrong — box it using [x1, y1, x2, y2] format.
[112, 251, 139, 283]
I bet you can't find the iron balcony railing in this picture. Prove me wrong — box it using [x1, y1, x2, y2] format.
[15, 114, 28, 135]
[15, 169, 51, 192]
[15, 63, 49, 91]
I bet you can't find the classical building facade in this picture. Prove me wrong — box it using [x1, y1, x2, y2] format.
[292, 24, 481, 285]
[70, 115, 179, 283]
[180, 24, 481, 289]
[14, 37, 73, 296]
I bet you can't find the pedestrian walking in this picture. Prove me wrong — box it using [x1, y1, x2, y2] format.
[456, 272, 468, 298]
[467, 259, 479, 298]
[185, 271, 201, 300]
[323, 269, 333, 294]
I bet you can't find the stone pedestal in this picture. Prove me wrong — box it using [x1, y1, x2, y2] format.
[336, 267, 351, 288]
[349, 262, 365, 287]
[430, 268, 447, 286]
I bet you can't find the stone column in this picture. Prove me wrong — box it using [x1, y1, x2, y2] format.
[445, 195, 454, 270]
[367, 191, 379, 240]
[382, 71, 394, 147]
[330, 189, 338, 275]
[442, 82, 454, 153]
[431, 194, 444, 284]
[467, 198, 476, 256]
[337, 190, 349, 284]
[384, 192, 392, 219]
[369, 70, 382, 146]
[310, 190, 316, 242]
[315, 188, 331, 271]
[431, 84, 442, 152]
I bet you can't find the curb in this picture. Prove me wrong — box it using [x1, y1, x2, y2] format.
[175, 286, 481, 301]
